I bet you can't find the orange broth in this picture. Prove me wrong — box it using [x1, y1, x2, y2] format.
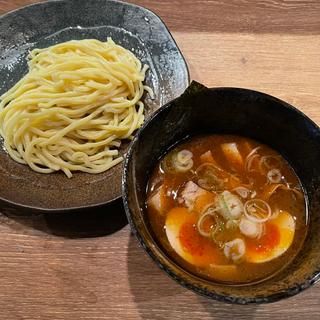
[146, 135, 307, 284]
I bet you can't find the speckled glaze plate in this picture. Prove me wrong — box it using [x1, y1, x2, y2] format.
[0, 0, 189, 212]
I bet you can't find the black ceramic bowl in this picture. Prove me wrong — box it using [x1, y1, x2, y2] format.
[122, 82, 320, 304]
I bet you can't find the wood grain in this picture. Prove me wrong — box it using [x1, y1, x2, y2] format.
[1, 0, 320, 34]
[1, 1, 320, 319]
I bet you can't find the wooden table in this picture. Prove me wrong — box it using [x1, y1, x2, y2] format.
[1, 1, 320, 319]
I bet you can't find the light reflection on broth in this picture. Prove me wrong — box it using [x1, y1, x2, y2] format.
[146, 135, 307, 284]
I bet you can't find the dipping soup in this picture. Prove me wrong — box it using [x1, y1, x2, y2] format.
[146, 135, 307, 284]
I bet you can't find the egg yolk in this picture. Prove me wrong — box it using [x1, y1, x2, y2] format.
[246, 223, 280, 253]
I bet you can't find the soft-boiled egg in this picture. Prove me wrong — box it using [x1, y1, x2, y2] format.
[165, 207, 220, 267]
[245, 210, 295, 263]
[165, 206, 239, 280]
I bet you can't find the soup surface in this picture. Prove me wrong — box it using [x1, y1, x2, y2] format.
[146, 135, 307, 284]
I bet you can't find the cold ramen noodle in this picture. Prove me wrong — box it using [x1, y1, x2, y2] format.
[146, 135, 307, 283]
[0, 38, 152, 177]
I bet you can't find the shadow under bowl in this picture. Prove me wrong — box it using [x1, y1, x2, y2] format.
[122, 82, 320, 304]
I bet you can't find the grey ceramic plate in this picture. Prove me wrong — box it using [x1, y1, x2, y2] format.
[0, 0, 189, 212]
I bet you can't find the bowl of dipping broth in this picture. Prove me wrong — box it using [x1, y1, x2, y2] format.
[122, 81, 320, 304]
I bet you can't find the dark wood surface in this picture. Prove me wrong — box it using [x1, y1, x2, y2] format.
[1, 1, 320, 319]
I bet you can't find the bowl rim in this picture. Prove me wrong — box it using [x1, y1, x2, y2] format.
[122, 86, 320, 304]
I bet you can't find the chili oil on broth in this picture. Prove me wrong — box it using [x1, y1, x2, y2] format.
[146, 135, 307, 284]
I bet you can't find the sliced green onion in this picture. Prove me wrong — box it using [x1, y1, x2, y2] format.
[244, 199, 271, 223]
[197, 208, 220, 238]
[239, 217, 264, 239]
[223, 238, 246, 262]
[267, 168, 282, 183]
[219, 191, 243, 219]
